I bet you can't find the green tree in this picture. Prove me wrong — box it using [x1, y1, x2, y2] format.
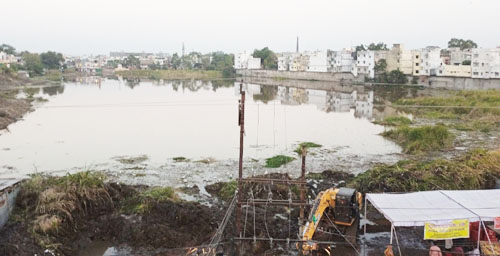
[170, 53, 181, 69]
[374, 59, 387, 74]
[40, 51, 64, 69]
[448, 38, 478, 50]
[253, 47, 277, 70]
[355, 45, 366, 52]
[22, 52, 44, 76]
[367, 42, 389, 51]
[0, 44, 16, 55]
[122, 55, 140, 69]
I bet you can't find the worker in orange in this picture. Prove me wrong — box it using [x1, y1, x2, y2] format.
[384, 245, 394, 256]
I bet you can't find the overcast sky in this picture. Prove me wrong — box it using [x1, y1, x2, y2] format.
[1, 0, 499, 56]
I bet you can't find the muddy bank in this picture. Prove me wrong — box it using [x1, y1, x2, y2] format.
[0, 172, 223, 256]
[0, 95, 31, 131]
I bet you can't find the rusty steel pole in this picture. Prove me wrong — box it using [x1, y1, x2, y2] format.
[237, 81, 245, 239]
[299, 146, 307, 234]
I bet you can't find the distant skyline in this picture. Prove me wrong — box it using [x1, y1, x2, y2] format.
[1, 0, 500, 56]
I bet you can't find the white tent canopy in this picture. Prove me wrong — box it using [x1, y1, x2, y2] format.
[366, 189, 500, 227]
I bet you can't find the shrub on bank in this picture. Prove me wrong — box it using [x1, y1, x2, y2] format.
[351, 149, 500, 193]
[382, 125, 454, 154]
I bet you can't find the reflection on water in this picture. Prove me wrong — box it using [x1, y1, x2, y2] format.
[0, 78, 406, 176]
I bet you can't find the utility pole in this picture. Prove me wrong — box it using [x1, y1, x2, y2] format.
[237, 80, 245, 240]
[296, 36, 299, 53]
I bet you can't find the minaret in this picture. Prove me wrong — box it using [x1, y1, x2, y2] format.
[296, 36, 299, 53]
[182, 42, 185, 57]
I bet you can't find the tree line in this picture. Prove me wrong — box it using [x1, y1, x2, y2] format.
[0, 44, 65, 76]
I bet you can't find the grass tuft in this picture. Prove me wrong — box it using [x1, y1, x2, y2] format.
[382, 125, 454, 154]
[374, 116, 412, 126]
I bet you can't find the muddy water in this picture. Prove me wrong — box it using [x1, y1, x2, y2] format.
[0, 78, 406, 185]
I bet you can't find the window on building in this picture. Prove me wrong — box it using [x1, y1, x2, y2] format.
[473, 72, 478, 75]
[416, 63, 419, 66]
[416, 70, 419, 74]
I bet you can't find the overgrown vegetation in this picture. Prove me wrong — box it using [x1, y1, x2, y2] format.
[395, 90, 500, 132]
[13, 172, 113, 251]
[382, 125, 454, 154]
[374, 69, 408, 84]
[351, 149, 500, 193]
[374, 116, 412, 126]
[116, 69, 223, 80]
[265, 155, 295, 168]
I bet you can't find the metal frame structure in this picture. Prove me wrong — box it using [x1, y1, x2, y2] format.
[235, 81, 309, 253]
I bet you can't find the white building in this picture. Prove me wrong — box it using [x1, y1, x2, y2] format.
[0, 51, 18, 65]
[331, 49, 357, 76]
[307, 51, 328, 72]
[356, 51, 375, 78]
[413, 47, 442, 76]
[471, 48, 500, 79]
[278, 52, 296, 71]
[449, 47, 472, 66]
[234, 51, 261, 70]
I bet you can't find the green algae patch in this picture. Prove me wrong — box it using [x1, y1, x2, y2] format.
[265, 155, 295, 168]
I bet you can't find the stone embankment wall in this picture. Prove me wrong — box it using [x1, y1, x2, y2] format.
[420, 76, 500, 90]
[237, 69, 500, 90]
[236, 69, 365, 83]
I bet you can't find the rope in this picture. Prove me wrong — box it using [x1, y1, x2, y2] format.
[206, 191, 238, 254]
[324, 213, 361, 256]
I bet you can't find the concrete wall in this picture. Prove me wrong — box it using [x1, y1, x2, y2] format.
[239, 76, 366, 93]
[236, 69, 365, 83]
[420, 76, 500, 90]
[0, 181, 21, 230]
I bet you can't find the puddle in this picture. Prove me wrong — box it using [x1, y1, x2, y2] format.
[78, 241, 132, 256]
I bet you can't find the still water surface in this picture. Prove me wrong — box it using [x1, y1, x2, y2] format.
[0, 78, 400, 177]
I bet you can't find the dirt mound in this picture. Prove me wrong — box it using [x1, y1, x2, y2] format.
[0, 97, 31, 130]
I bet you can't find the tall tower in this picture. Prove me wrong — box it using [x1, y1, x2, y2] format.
[296, 36, 299, 53]
[182, 42, 185, 57]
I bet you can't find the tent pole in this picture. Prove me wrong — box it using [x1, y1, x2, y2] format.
[393, 226, 403, 256]
[477, 219, 481, 249]
[364, 197, 367, 256]
[364, 197, 367, 236]
[480, 219, 495, 255]
[390, 224, 394, 245]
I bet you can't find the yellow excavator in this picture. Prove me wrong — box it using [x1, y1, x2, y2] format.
[297, 187, 363, 255]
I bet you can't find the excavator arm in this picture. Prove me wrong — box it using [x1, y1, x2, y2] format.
[298, 187, 363, 254]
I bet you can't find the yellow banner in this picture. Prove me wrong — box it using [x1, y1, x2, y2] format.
[424, 219, 469, 240]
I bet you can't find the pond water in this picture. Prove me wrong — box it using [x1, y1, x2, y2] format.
[0, 78, 403, 179]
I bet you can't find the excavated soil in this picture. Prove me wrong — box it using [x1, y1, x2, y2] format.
[0, 183, 222, 256]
